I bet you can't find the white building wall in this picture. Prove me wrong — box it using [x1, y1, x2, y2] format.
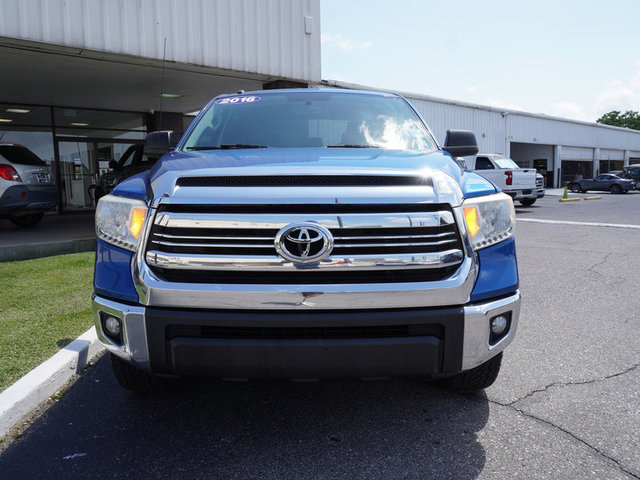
[0, 0, 321, 82]
[406, 100, 506, 154]
[324, 81, 640, 158]
[600, 149, 624, 161]
[507, 114, 640, 151]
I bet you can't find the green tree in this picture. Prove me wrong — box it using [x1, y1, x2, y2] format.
[596, 110, 640, 130]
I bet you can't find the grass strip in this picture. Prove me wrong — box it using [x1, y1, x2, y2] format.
[0, 251, 95, 392]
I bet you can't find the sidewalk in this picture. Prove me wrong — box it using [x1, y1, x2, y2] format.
[0, 213, 95, 262]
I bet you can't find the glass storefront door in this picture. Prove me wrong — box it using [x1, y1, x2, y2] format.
[56, 138, 139, 211]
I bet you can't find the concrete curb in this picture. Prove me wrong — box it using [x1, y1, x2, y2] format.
[0, 327, 104, 439]
[0, 238, 95, 263]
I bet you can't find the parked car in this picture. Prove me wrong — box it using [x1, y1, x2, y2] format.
[92, 143, 157, 204]
[0, 144, 57, 227]
[569, 174, 635, 194]
[621, 164, 640, 189]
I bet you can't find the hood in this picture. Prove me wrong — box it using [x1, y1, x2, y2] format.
[145, 147, 497, 207]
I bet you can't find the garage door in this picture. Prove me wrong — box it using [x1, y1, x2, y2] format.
[560, 147, 593, 161]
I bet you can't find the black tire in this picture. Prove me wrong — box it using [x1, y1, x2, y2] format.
[110, 353, 177, 393]
[9, 212, 44, 227]
[519, 198, 536, 207]
[435, 352, 503, 392]
[610, 184, 623, 194]
[570, 183, 583, 193]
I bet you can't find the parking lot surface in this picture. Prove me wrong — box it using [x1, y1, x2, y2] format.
[0, 194, 639, 479]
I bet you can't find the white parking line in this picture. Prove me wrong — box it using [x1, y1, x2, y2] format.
[517, 218, 640, 229]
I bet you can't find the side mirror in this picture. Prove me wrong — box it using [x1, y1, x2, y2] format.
[108, 160, 119, 170]
[144, 130, 175, 158]
[442, 130, 479, 157]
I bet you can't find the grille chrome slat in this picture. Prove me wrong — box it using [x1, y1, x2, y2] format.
[334, 232, 454, 241]
[152, 241, 273, 248]
[154, 233, 275, 241]
[154, 211, 456, 229]
[145, 250, 464, 271]
[335, 239, 458, 248]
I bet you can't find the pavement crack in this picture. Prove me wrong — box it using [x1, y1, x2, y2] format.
[588, 252, 614, 273]
[585, 252, 627, 285]
[463, 363, 640, 479]
[504, 362, 640, 407]
[485, 398, 640, 479]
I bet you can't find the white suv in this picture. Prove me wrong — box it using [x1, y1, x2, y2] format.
[0, 144, 57, 227]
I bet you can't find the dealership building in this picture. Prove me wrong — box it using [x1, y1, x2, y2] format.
[1, 0, 639, 215]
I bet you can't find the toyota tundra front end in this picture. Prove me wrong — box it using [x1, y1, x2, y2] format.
[92, 89, 520, 392]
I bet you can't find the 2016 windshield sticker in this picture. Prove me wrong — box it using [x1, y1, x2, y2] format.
[214, 96, 261, 105]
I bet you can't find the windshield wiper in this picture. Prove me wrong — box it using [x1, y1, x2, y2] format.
[185, 144, 269, 150]
[326, 144, 380, 148]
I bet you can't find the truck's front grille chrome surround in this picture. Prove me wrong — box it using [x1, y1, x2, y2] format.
[144, 204, 465, 284]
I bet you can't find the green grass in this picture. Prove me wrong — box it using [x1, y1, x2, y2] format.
[0, 252, 95, 392]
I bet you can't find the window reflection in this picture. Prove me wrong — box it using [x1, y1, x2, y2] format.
[1, 103, 148, 212]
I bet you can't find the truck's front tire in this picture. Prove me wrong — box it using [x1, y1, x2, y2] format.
[435, 352, 503, 391]
[110, 353, 176, 393]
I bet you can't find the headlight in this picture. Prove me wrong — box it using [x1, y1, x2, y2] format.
[462, 192, 515, 250]
[95, 194, 148, 251]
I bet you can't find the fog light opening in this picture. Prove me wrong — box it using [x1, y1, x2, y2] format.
[489, 313, 511, 345]
[101, 313, 124, 345]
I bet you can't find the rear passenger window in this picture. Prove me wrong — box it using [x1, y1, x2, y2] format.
[475, 158, 494, 170]
[0, 146, 46, 166]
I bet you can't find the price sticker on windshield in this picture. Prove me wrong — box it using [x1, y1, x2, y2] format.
[214, 96, 261, 105]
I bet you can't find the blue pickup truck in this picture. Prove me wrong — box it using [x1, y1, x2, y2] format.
[92, 89, 520, 392]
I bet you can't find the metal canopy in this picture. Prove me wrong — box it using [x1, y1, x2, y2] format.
[0, 39, 270, 114]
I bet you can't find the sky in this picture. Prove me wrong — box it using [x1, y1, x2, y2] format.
[321, 0, 640, 123]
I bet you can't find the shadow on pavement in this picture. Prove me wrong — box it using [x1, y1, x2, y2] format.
[0, 354, 490, 479]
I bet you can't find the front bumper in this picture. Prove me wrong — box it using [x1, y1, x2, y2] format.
[93, 290, 520, 378]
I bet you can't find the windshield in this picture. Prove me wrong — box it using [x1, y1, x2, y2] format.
[182, 91, 437, 152]
[493, 156, 521, 169]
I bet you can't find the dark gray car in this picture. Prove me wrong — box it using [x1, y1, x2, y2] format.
[621, 164, 640, 189]
[569, 174, 635, 194]
[92, 144, 156, 204]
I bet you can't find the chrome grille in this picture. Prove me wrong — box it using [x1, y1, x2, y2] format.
[145, 204, 465, 284]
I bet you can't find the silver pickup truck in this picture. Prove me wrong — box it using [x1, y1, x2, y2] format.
[465, 154, 538, 206]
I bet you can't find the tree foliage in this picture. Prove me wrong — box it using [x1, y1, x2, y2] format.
[596, 110, 640, 130]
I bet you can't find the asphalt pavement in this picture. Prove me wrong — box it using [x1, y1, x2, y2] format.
[1, 193, 639, 479]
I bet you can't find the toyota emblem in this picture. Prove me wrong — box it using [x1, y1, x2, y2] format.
[275, 223, 334, 263]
